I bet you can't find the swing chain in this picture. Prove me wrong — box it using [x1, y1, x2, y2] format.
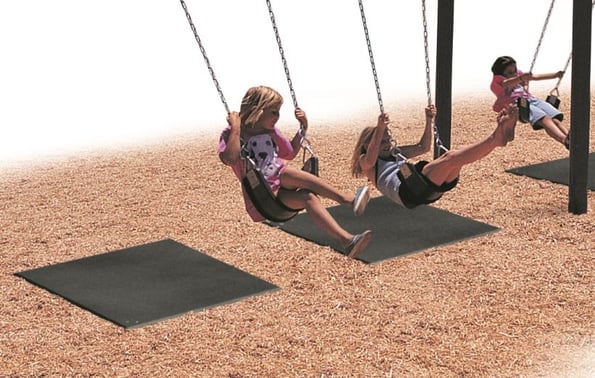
[421, 0, 448, 154]
[179, 0, 230, 115]
[240, 140, 257, 168]
[266, 0, 314, 150]
[265, 0, 298, 110]
[530, 0, 556, 73]
[551, 52, 572, 95]
[358, 0, 384, 114]
[388, 128, 407, 161]
[550, 0, 595, 94]
[299, 129, 314, 156]
[421, 0, 432, 107]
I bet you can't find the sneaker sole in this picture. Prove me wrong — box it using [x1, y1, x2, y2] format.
[353, 186, 370, 216]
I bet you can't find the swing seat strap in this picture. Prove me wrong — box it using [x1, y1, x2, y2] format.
[517, 97, 532, 124]
[546, 93, 561, 109]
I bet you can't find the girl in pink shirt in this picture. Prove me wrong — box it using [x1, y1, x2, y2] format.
[218, 86, 372, 258]
[490, 56, 569, 149]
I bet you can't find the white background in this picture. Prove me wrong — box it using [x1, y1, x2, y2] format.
[0, 0, 586, 163]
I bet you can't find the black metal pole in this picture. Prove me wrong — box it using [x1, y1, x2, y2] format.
[434, 0, 454, 158]
[568, 0, 591, 214]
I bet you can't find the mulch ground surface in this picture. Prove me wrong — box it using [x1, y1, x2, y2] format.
[1, 95, 593, 377]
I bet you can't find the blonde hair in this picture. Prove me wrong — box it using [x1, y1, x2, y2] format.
[350, 126, 377, 178]
[240, 86, 284, 127]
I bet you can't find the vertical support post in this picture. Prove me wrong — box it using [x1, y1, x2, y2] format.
[434, 0, 454, 158]
[568, 0, 591, 214]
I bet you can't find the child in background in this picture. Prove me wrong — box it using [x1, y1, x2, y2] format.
[490, 55, 569, 149]
[351, 104, 518, 209]
[219, 86, 372, 258]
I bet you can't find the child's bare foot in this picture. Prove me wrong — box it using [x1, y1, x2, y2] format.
[495, 105, 518, 146]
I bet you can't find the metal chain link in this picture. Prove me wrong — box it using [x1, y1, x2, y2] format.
[421, 0, 448, 153]
[358, 0, 384, 114]
[421, 0, 432, 107]
[265, 0, 315, 155]
[265, 0, 298, 110]
[530, 0, 556, 73]
[551, 52, 572, 95]
[179, 0, 230, 115]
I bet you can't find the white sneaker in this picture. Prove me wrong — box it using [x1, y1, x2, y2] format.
[353, 185, 370, 216]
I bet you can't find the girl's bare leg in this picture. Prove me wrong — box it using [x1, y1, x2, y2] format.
[277, 173, 372, 255]
[279, 167, 354, 205]
[422, 105, 518, 185]
[277, 189, 353, 246]
[553, 118, 570, 147]
[536, 116, 569, 146]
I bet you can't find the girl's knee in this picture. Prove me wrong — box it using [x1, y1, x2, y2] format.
[302, 190, 319, 204]
[301, 191, 327, 214]
[539, 116, 554, 126]
[286, 189, 317, 204]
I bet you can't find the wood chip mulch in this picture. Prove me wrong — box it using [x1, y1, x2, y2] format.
[1, 94, 593, 377]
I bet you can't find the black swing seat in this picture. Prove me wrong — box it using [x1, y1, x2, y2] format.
[397, 160, 459, 209]
[241, 149, 319, 223]
[242, 168, 301, 223]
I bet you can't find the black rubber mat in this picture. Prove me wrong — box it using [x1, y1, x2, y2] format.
[506, 152, 594, 190]
[276, 196, 499, 264]
[15, 239, 279, 328]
